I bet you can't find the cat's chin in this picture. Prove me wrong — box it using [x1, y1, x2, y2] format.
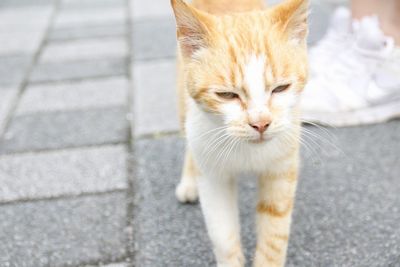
[247, 135, 273, 144]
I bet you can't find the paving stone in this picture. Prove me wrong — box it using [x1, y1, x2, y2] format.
[0, 192, 127, 267]
[82, 263, 127, 267]
[0, 145, 127, 203]
[133, 17, 176, 61]
[40, 37, 127, 63]
[54, 6, 125, 29]
[0, 31, 45, 56]
[17, 77, 128, 115]
[0, 6, 51, 55]
[30, 58, 126, 83]
[0, 88, 18, 135]
[0, 0, 53, 8]
[131, 0, 172, 19]
[61, 0, 125, 9]
[0, 6, 53, 32]
[133, 121, 400, 267]
[0, 54, 31, 86]
[0, 106, 129, 154]
[308, 1, 334, 44]
[49, 23, 126, 42]
[133, 60, 179, 136]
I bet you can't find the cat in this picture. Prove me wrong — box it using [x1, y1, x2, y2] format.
[171, 0, 308, 266]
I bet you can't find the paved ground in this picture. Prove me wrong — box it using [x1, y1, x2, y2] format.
[0, 0, 399, 267]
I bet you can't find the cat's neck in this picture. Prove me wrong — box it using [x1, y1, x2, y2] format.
[192, 0, 265, 15]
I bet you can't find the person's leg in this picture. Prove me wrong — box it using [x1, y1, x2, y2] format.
[352, 0, 400, 43]
[379, 0, 400, 44]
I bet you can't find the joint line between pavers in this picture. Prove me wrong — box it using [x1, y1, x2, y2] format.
[124, 0, 137, 266]
[0, 189, 126, 207]
[0, 0, 62, 140]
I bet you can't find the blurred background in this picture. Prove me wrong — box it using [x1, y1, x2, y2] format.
[0, 0, 399, 267]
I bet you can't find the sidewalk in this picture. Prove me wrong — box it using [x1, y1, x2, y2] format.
[0, 0, 399, 267]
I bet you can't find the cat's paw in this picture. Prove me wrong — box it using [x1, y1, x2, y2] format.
[175, 179, 198, 203]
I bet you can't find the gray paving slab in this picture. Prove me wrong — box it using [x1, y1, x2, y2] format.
[49, 23, 126, 42]
[131, 0, 172, 19]
[0, 30, 45, 56]
[0, 88, 18, 135]
[0, 6, 52, 32]
[308, 1, 335, 45]
[0, 192, 127, 267]
[82, 263, 127, 267]
[39, 38, 128, 63]
[133, 120, 400, 267]
[61, 0, 124, 9]
[132, 17, 176, 61]
[0, 106, 129, 154]
[30, 58, 126, 83]
[17, 77, 128, 115]
[133, 60, 179, 136]
[0, 54, 31, 86]
[54, 6, 125, 29]
[0, 145, 127, 203]
[0, 5, 51, 55]
[0, 0, 53, 8]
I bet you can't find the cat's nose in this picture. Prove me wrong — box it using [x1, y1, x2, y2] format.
[249, 121, 270, 134]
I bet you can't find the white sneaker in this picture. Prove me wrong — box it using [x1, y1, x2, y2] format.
[302, 15, 400, 127]
[308, 6, 352, 77]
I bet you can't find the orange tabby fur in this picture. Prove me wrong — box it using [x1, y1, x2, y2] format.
[171, 0, 308, 266]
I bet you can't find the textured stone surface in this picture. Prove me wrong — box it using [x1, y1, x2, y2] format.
[0, 6, 53, 32]
[133, 121, 400, 267]
[30, 58, 126, 83]
[17, 77, 128, 115]
[131, 0, 172, 19]
[0, 31, 46, 56]
[0, 88, 18, 135]
[49, 23, 126, 42]
[82, 263, 127, 267]
[54, 6, 125, 29]
[0, 54, 31, 86]
[61, 0, 124, 9]
[132, 17, 176, 61]
[39, 38, 128, 63]
[133, 60, 179, 136]
[0, 0, 53, 8]
[0, 6, 51, 55]
[0, 145, 127, 203]
[0, 192, 127, 267]
[0, 107, 129, 154]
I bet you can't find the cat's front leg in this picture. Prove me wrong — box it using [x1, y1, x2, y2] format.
[254, 162, 298, 267]
[198, 173, 244, 267]
[176, 148, 199, 203]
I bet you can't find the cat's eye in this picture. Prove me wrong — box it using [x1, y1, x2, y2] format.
[216, 92, 239, 100]
[272, 84, 291, 94]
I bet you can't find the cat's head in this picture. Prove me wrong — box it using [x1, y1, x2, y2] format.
[172, 0, 308, 143]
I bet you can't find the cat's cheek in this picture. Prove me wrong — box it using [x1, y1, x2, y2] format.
[271, 92, 299, 119]
[272, 91, 298, 109]
[220, 102, 245, 124]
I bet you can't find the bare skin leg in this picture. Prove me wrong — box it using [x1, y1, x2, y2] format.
[352, 0, 400, 44]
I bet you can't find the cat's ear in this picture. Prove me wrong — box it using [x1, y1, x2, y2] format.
[271, 0, 309, 45]
[171, 0, 215, 57]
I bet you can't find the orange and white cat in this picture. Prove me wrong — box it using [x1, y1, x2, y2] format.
[171, 0, 308, 266]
